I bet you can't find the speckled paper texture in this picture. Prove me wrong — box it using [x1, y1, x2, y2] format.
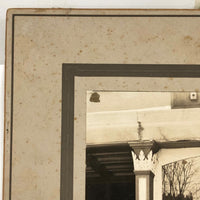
[4, 9, 200, 200]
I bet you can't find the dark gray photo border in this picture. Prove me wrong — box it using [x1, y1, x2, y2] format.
[62, 63, 200, 200]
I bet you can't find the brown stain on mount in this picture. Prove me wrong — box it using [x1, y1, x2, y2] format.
[145, 35, 159, 43]
[184, 35, 193, 41]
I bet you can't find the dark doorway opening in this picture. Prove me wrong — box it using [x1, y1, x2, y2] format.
[86, 144, 135, 200]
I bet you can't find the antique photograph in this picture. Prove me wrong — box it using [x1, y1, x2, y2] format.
[86, 91, 200, 200]
[3, 9, 200, 200]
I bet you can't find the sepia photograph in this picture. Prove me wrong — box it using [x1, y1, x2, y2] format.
[86, 91, 200, 200]
[3, 9, 200, 200]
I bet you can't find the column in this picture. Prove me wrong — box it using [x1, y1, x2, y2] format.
[129, 140, 160, 200]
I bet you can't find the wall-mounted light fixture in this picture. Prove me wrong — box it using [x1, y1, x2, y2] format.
[89, 92, 100, 103]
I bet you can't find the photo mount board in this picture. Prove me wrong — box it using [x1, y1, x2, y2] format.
[4, 9, 200, 200]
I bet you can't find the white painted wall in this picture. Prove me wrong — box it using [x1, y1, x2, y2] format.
[0, 0, 199, 199]
[87, 108, 200, 144]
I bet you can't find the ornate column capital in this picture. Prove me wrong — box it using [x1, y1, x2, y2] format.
[131, 150, 158, 172]
[128, 140, 160, 172]
[128, 140, 160, 159]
